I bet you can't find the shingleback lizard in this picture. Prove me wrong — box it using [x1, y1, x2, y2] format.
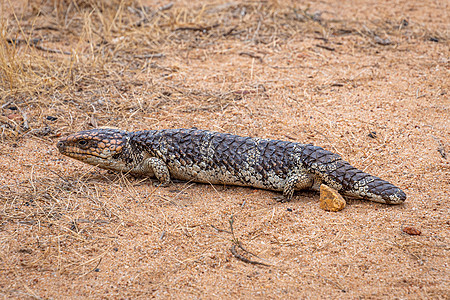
[56, 128, 406, 204]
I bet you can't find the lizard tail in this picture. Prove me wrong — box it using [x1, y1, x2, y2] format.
[300, 144, 406, 204]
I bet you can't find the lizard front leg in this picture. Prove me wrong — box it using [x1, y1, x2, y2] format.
[140, 156, 171, 186]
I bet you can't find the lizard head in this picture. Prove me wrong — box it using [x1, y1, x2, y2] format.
[57, 128, 133, 172]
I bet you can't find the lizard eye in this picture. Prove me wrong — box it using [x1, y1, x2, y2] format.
[78, 140, 88, 147]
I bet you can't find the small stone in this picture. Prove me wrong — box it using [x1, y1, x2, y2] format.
[368, 131, 377, 139]
[319, 184, 346, 212]
[403, 226, 421, 235]
[7, 113, 23, 121]
[374, 36, 392, 45]
[46, 116, 58, 121]
[429, 37, 439, 43]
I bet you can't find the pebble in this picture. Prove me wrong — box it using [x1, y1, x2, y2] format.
[403, 226, 421, 235]
[319, 184, 346, 212]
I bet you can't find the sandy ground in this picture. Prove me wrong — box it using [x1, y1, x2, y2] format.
[0, 0, 449, 298]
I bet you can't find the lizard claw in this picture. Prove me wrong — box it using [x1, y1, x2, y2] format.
[273, 195, 290, 203]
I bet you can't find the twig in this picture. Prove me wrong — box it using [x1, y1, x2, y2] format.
[157, 2, 174, 12]
[134, 53, 165, 59]
[1, 100, 14, 109]
[437, 145, 446, 159]
[134, 2, 174, 27]
[175, 24, 219, 32]
[46, 169, 72, 185]
[416, 88, 426, 99]
[228, 215, 271, 266]
[317, 273, 347, 292]
[431, 136, 446, 159]
[157, 195, 180, 207]
[34, 26, 60, 31]
[231, 85, 266, 95]
[210, 224, 231, 234]
[251, 18, 262, 43]
[316, 44, 335, 51]
[230, 244, 270, 266]
[6, 38, 40, 45]
[6, 38, 71, 55]
[239, 52, 263, 63]
[77, 257, 103, 279]
[223, 27, 237, 36]
[34, 44, 72, 55]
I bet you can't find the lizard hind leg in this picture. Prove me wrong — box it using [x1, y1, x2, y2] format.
[282, 172, 315, 201]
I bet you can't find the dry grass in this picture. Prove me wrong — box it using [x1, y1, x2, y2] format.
[0, 0, 449, 298]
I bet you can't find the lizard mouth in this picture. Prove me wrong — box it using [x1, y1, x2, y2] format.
[57, 142, 110, 161]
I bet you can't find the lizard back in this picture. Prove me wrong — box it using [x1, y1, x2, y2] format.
[131, 129, 300, 191]
[130, 129, 406, 204]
